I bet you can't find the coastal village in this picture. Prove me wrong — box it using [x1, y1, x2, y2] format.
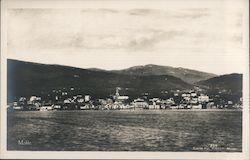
[8, 87, 242, 111]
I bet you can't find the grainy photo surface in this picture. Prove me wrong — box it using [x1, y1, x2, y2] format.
[1, 0, 248, 157]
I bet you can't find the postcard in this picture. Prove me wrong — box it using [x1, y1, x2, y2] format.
[0, 0, 249, 159]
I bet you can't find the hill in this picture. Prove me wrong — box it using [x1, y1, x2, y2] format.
[196, 73, 243, 103]
[7, 59, 193, 102]
[197, 73, 242, 93]
[111, 64, 216, 84]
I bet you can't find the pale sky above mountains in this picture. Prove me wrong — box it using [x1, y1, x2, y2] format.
[6, 0, 248, 75]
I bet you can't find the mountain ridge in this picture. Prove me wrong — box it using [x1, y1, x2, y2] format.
[7, 59, 243, 103]
[7, 59, 193, 102]
[110, 63, 216, 84]
[9, 59, 217, 84]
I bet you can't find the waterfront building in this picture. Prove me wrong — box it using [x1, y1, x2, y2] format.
[186, 93, 191, 97]
[12, 102, 18, 107]
[181, 93, 187, 97]
[191, 92, 197, 97]
[190, 98, 198, 104]
[53, 105, 62, 110]
[132, 98, 149, 109]
[12, 101, 22, 110]
[178, 104, 185, 109]
[77, 98, 85, 103]
[206, 102, 215, 109]
[64, 98, 72, 104]
[29, 96, 38, 102]
[183, 96, 191, 101]
[80, 103, 94, 110]
[104, 103, 113, 110]
[112, 102, 120, 110]
[13, 105, 24, 110]
[198, 95, 209, 103]
[85, 95, 90, 102]
[149, 98, 161, 109]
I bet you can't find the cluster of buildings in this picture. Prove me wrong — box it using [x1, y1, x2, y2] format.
[8, 87, 242, 111]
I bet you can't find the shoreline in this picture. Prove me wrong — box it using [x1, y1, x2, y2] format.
[7, 109, 243, 112]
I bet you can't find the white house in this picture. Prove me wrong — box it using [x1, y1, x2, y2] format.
[132, 98, 148, 109]
[198, 95, 209, 103]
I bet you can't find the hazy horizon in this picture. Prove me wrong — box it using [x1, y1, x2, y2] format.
[6, 0, 247, 75]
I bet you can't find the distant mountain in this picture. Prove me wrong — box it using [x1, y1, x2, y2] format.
[197, 73, 242, 94]
[7, 59, 193, 102]
[111, 64, 216, 84]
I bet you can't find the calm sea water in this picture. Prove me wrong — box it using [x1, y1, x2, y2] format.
[7, 110, 242, 151]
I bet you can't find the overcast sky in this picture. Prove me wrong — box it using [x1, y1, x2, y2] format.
[6, 0, 247, 75]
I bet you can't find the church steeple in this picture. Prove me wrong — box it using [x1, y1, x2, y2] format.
[115, 87, 120, 97]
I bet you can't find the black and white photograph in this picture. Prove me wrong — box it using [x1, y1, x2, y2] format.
[0, 0, 249, 159]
